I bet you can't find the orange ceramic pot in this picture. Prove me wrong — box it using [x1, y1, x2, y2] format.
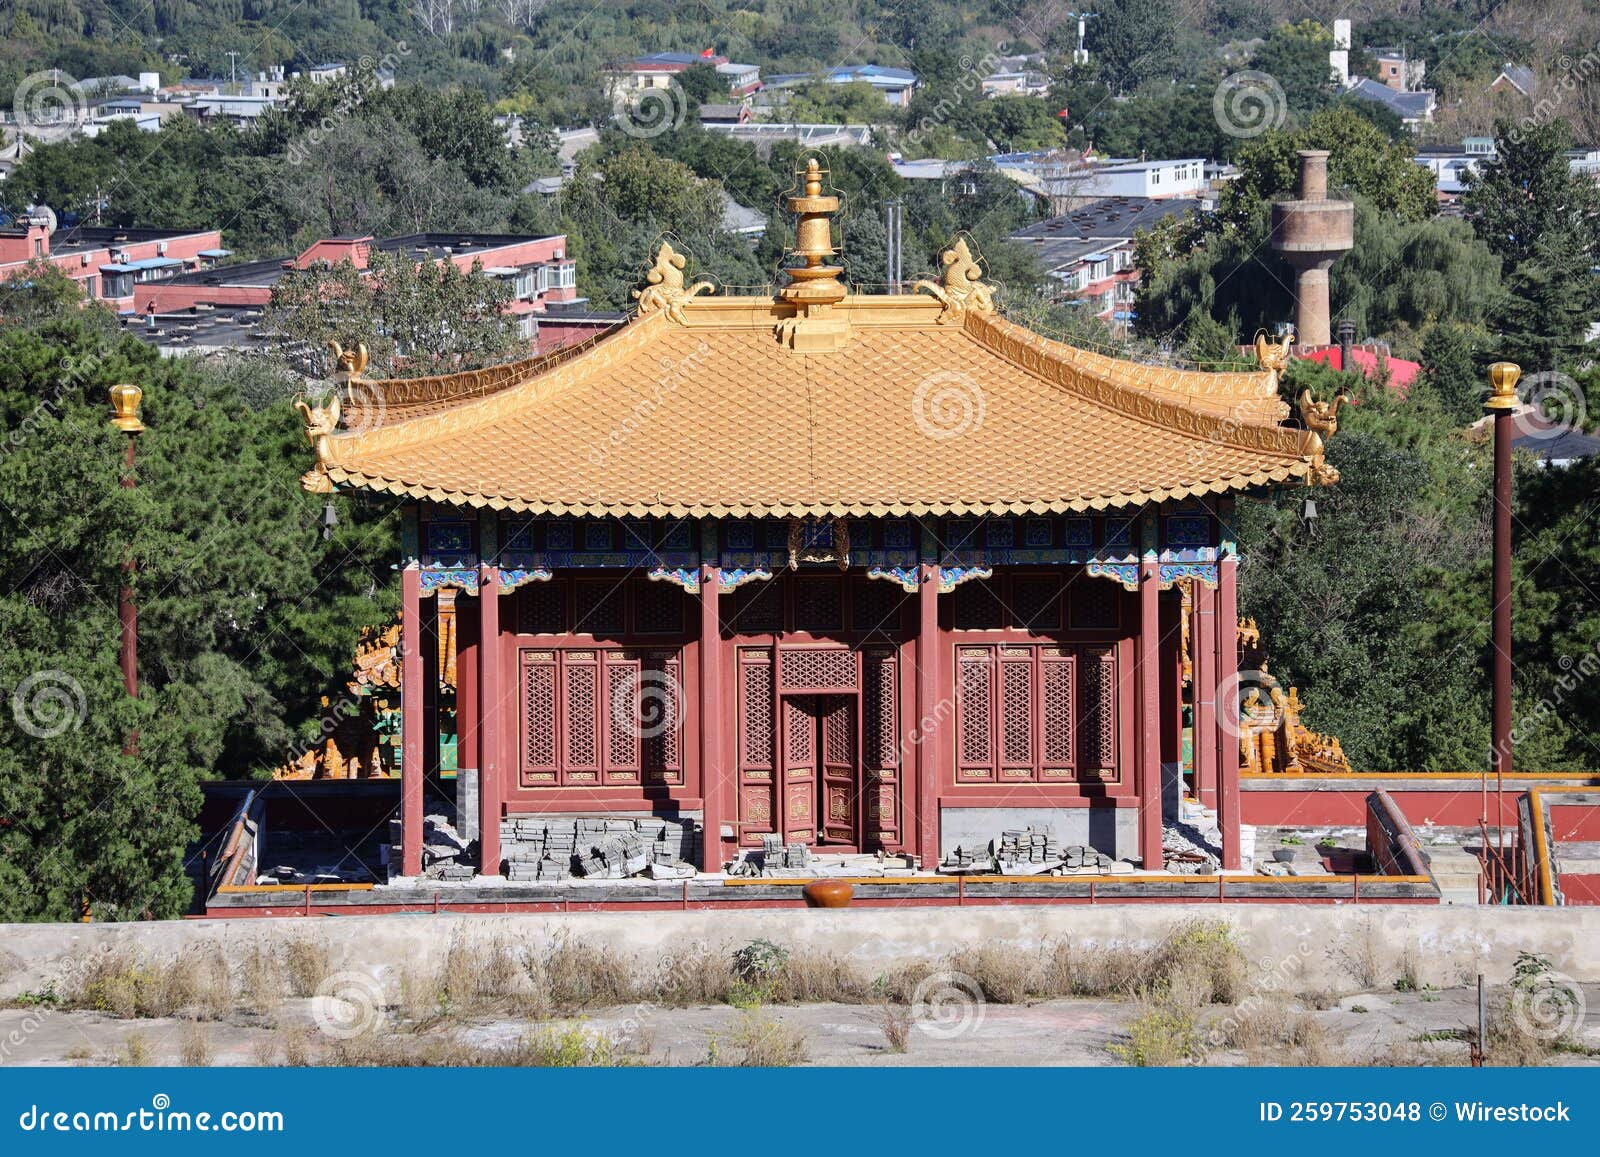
[802, 879, 854, 908]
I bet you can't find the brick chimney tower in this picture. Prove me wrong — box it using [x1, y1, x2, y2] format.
[1270, 150, 1353, 347]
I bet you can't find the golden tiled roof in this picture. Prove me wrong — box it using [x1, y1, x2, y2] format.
[301, 282, 1330, 518]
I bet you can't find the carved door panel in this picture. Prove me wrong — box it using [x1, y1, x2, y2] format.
[819, 696, 858, 845]
[779, 695, 817, 843]
[737, 650, 777, 847]
[860, 648, 901, 851]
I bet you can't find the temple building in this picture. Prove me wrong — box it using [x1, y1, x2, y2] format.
[296, 159, 1338, 884]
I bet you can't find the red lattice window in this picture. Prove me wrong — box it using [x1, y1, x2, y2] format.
[573, 580, 625, 635]
[853, 577, 908, 634]
[957, 642, 1113, 782]
[564, 657, 598, 772]
[605, 660, 639, 773]
[1000, 654, 1034, 771]
[794, 577, 843, 633]
[1077, 646, 1118, 778]
[861, 650, 899, 770]
[784, 697, 814, 765]
[635, 580, 685, 634]
[957, 648, 994, 777]
[518, 647, 683, 786]
[519, 582, 565, 635]
[740, 655, 775, 774]
[1041, 649, 1076, 776]
[731, 580, 783, 634]
[1069, 578, 1121, 630]
[779, 646, 857, 691]
[521, 653, 557, 782]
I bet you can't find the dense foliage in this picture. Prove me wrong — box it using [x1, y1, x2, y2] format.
[0, 301, 397, 920]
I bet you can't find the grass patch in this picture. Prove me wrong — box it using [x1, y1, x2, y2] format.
[1109, 983, 1202, 1067]
[179, 1022, 213, 1067]
[709, 1009, 809, 1067]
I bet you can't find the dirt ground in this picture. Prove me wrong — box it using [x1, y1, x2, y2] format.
[4, 984, 1597, 1067]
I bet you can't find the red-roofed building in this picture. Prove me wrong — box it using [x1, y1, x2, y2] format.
[1300, 343, 1420, 393]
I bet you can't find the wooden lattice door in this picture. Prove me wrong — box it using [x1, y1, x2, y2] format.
[779, 695, 818, 843]
[819, 697, 858, 845]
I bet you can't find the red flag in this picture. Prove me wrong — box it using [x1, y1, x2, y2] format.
[701, 47, 716, 58]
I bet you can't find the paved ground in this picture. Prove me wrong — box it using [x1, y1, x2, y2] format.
[5, 985, 1598, 1067]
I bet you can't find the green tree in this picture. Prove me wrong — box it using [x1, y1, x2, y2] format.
[1237, 387, 1494, 770]
[1415, 322, 1486, 425]
[1086, 0, 1179, 94]
[1251, 20, 1335, 115]
[0, 318, 397, 920]
[1464, 118, 1600, 369]
[1221, 105, 1436, 229]
[266, 252, 520, 379]
[675, 62, 726, 106]
[972, 95, 1068, 152]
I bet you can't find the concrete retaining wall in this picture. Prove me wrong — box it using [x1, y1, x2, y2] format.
[3, 906, 1598, 999]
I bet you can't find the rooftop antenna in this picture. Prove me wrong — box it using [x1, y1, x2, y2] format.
[226, 50, 240, 91]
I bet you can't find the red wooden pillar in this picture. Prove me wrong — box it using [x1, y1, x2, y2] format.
[1192, 580, 1217, 807]
[916, 562, 941, 868]
[400, 564, 424, 877]
[456, 605, 478, 779]
[1158, 588, 1181, 783]
[1136, 563, 1163, 870]
[477, 566, 502, 876]
[1216, 556, 1242, 869]
[699, 564, 726, 872]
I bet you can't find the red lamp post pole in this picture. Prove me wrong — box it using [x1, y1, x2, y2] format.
[109, 384, 145, 755]
[1485, 362, 1520, 863]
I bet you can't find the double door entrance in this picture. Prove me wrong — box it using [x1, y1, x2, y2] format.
[778, 693, 859, 848]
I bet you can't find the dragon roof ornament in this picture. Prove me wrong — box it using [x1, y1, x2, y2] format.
[915, 236, 996, 323]
[633, 241, 714, 324]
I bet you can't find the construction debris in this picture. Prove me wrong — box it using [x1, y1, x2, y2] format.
[1162, 826, 1219, 874]
[943, 829, 1119, 875]
[421, 814, 477, 880]
[498, 815, 700, 881]
[728, 834, 813, 877]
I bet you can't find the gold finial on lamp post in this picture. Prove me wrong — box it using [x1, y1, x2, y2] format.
[1484, 361, 1521, 412]
[108, 382, 145, 434]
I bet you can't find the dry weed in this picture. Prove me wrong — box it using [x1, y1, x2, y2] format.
[118, 1031, 151, 1067]
[711, 1010, 809, 1066]
[281, 938, 331, 998]
[179, 1021, 214, 1067]
[876, 1003, 914, 1053]
[946, 945, 1031, 1004]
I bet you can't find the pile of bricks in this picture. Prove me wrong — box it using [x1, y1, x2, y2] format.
[944, 829, 1117, 875]
[998, 828, 1060, 868]
[498, 815, 701, 881]
[386, 815, 479, 881]
[729, 834, 812, 877]
[1056, 845, 1114, 873]
[942, 841, 994, 871]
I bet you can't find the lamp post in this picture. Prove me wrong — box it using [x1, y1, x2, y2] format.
[108, 384, 144, 737]
[1484, 361, 1519, 872]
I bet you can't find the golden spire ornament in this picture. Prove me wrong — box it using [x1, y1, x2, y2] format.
[776, 157, 851, 352]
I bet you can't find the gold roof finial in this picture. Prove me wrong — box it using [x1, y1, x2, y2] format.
[1485, 361, 1521, 412]
[779, 158, 846, 308]
[776, 157, 850, 352]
